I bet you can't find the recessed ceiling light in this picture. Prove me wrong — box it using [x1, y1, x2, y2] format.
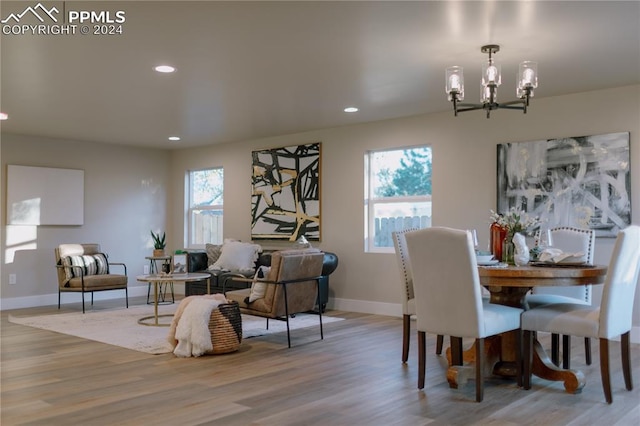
[344, 107, 359, 113]
[0, 112, 8, 120]
[168, 136, 181, 141]
[155, 65, 176, 73]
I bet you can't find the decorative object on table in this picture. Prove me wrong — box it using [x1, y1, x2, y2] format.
[296, 235, 311, 248]
[489, 216, 507, 262]
[151, 230, 166, 257]
[530, 227, 553, 261]
[489, 207, 539, 265]
[250, 142, 321, 242]
[161, 261, 171, 274]
[538, 248, 586, 264]
[172, 253, 188, 275]
[512, 233, 530, 266]
[475, 250, 494, 264]
[497, 132, 631, 238]
[469, 229, 479, 250]
[445, 44, 538, 118]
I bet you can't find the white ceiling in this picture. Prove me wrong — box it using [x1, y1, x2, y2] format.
[1, 1, 639, 149]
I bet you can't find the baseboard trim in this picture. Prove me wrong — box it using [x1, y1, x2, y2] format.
[0, 286, 148, 311]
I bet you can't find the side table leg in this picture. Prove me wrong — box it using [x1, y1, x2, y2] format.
[154, 282, 159, 326]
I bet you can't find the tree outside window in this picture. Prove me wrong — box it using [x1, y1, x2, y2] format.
[188, 168, 223, 247]
[365, 146, 432, 252]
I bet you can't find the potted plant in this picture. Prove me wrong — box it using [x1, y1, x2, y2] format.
[151, 230, 166, 257]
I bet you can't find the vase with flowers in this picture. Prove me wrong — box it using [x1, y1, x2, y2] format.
[489, 207, 539, 265]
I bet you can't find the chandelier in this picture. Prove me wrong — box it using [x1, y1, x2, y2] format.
[446, 45, 538, 118]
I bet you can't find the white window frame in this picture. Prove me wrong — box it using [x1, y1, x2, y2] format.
[187, 167, 224, 248]
[364, 146, 432, 253]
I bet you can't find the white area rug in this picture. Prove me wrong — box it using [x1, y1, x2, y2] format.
[8, 304, 342, 355]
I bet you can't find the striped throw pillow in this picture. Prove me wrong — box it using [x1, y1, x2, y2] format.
[62, 253, 109, 281]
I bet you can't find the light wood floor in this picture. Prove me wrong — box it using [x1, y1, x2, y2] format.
[2, 297, 639, 426]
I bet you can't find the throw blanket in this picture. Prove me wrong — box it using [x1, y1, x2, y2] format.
[167, 294, 228, 357]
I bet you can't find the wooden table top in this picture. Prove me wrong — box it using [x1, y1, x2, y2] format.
[477, 264, 608, 287]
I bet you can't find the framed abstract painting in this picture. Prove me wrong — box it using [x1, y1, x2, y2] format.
[497, 132, 631, 237]
[251, 142, 321, 241]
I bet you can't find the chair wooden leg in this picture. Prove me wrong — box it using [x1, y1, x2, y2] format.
[450, 337, 463, 366]
[562, 335, 571, 369]
[436, 334, 444, 355]
[418, 331, 426, 389]
[515, 329, 523, 388]
[475, 338, 484, 402]
[621, 331, 633, 391]
[551, 333, 560, 366]
[585, 337, 592, 365]
[599, 338, 612, 404]
[58, 290, 61, 309]
[402, 314, 410, 363]
[523, 330, 533, 390]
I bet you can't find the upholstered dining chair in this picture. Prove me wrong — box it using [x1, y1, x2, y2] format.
[392, 229, 444, 363]
[526, 226, 595, 368]
[522, 225, 640, 404]
[405, 227, 523, 402]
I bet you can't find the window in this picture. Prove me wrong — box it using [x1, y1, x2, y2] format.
[188, 168, 223, 247]
[365, 146, 432, 252]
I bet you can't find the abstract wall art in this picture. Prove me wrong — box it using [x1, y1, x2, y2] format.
[251, 142, 321, 241]
[497, 132, 631, 237]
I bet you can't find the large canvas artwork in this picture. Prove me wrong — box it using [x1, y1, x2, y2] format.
[497, 132, 631, 237]
[251, 142, 321, 241]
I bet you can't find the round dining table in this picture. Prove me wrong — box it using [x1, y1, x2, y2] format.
[445, 264, 607, 394]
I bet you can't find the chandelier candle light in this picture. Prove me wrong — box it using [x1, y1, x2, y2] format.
[446, 45, 538, 118]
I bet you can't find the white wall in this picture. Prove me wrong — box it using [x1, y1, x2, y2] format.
[1, 134, 170, 308]
[2, 86, 639, 338]
[170, 85, 640, 331]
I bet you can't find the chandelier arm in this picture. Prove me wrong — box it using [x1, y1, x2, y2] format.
[497, 104, 526, 111]
[454, 104, 486, 113]
[499, 98, 528, 106]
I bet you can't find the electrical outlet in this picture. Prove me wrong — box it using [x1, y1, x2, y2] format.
[143, 265, 150, 275]
[9, 274, 17, 285]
